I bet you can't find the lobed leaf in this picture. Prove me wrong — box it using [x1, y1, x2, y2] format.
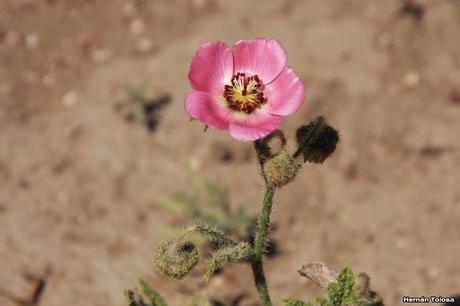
[139, 279, 168, 306]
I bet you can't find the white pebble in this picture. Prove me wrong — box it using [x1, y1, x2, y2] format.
[24, 33, 39, 50]
[130, 19, 145, 35]
[62, 91, 78, 107]
[403, 71, 420, 88]
[136, 38, 154, 53]
[91, 48, 113, 63]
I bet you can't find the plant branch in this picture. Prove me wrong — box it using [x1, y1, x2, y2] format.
[251, 180, 275, 306]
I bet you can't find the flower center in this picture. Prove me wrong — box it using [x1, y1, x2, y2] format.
[223, 73, 266, 114]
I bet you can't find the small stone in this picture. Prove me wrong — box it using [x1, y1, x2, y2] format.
[130, 19, 145, 35]
[90, 48, 113, 63]
[5, 31, 19, 46]
[403, 71, 420, 88]
[135, 38, 154, 53]
[62, 91, 78, 107]
[24, 33, 39, 50]
[209, 274, 226, 290]
[189, 157, 202, 171]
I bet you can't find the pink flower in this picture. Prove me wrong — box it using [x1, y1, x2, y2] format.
[185, 38, 305, 142]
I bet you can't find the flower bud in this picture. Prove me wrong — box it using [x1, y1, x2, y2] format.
[295, 116, 339, 164]
[263, 149, 300, 188]
[155, 239, 199, 279]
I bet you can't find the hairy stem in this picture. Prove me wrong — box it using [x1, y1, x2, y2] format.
[251, 185, 275, 306]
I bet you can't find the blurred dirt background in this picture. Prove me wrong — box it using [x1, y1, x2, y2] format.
[1, 0, 460, 305]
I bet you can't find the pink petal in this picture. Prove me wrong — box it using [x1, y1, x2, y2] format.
[185, 90, 232, 130]
[229, 110, 283, 142]
[188, 41, 234, 95]
[264, 68, 305, 116]
[232, 38, 288, 84]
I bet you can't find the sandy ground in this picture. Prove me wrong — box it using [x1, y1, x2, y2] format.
[1, 0, 460, 305]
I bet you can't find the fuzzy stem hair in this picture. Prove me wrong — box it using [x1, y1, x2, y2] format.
[251, 185, 275, 306]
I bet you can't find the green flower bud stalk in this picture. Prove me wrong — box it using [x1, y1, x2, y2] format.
[155, 239, 199, 279]
[188, 223, 236, 247]
[205, 241, 253, 281]
[263, 149, 300, 188]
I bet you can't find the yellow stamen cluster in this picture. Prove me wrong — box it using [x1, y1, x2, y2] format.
[223, 73, 266, 114]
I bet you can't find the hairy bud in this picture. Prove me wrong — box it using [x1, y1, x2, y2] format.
[154, 223, 238, 280]
[263, 149, 300, 188]
[155, 239, 199, 279]
[295, 116, 339, 164]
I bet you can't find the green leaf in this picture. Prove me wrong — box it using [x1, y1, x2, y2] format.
[139, 279, 168, 306]
[316, 267, 357, 306]
[330, 267, 357, 305]
[282, 298, 313, 306]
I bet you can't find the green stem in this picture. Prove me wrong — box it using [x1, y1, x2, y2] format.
[251, 185, 275, 306]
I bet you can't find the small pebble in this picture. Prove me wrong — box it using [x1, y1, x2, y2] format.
[90, 48, 113, 63]
[136, 38, 154, 53]
[62, 91, 78, 107]
[24, 33, 39, 50]
[130, 19, 145, 35]
[209, 274, 226, 290]
[189, 157, 202, 171]
[403, 71, 420, 88]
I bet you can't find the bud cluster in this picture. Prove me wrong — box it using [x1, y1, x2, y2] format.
[155, 223, 252, 281]
[256, 116, 339, 189]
